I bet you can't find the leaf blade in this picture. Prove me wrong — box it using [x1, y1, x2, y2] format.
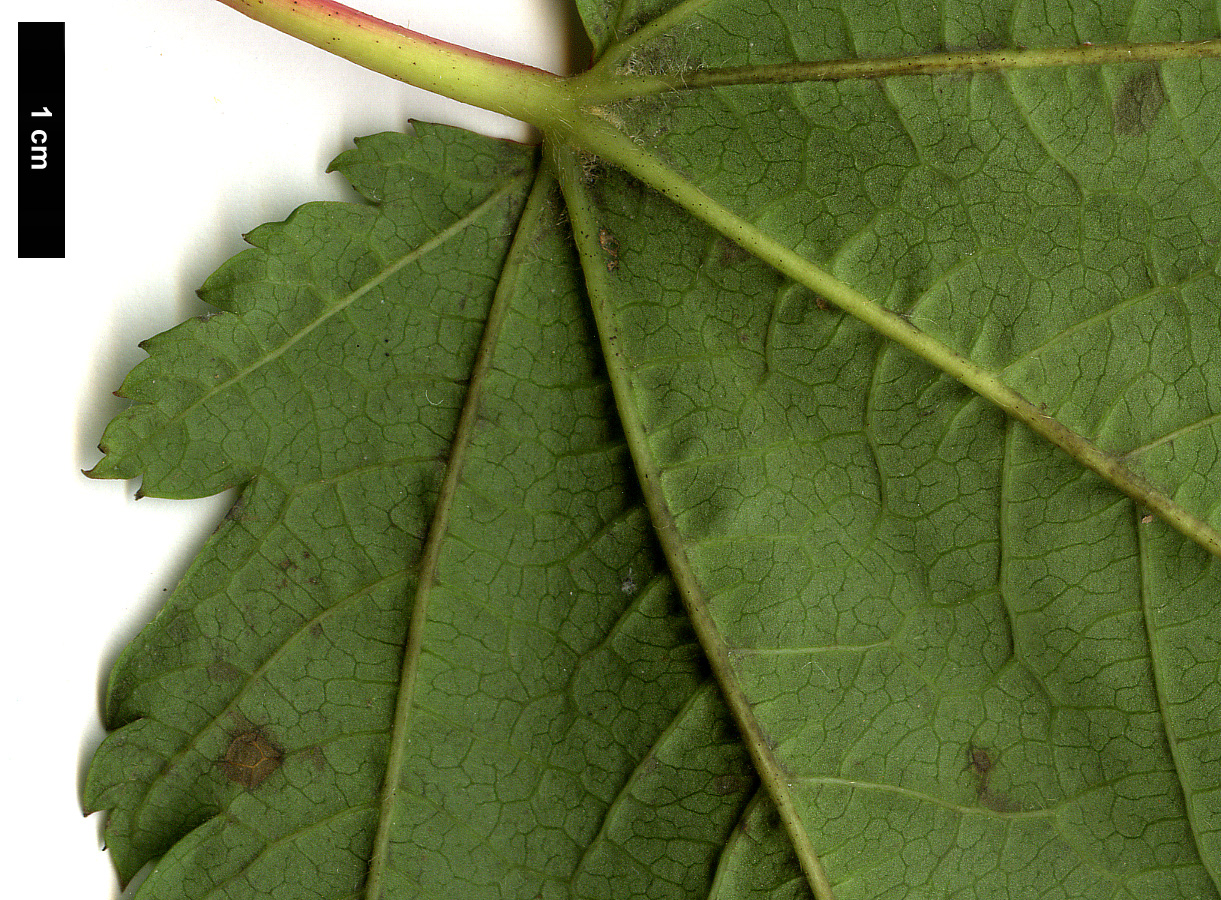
[555, 142, 836, 899]
[84, 125, 537, 887]
[561, 10, 1221, 884]
[87, 2, 1221, 896]
[88, 126, 775, 900]
[562, 138, 1221, 896]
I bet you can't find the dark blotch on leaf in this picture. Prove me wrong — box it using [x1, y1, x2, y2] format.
[979, 789, 1021, 813]
[711, 774, 750, 796]
[206, 659, 244, 683]
[969, 745, 993, 777]
[966, 743, 994, 797]
[967, 743, 1020, 811]
[598, 226, 620, 272]
[305, 746, 327, 772]
[1114, 68, 1165, 136]
[220, 728, 283, 790]
[714, 236, 751, 267]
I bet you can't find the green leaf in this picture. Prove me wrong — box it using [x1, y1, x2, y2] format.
[86, 2, 1221, 899]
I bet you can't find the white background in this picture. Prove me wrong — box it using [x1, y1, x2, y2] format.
[4, 2, 579, 895]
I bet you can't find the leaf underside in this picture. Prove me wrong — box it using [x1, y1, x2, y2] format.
[86, 1, 1221, 899]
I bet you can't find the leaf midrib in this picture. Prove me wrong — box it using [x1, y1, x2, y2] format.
[550, 37, 1221, 896]
[553, 104, 1221, 563]
[362, 165, 553, 900]
[553, 144, 840, 900]
[578, 39, 1221, 102]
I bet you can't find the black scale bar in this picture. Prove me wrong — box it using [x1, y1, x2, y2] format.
[18, 22, 66, 259]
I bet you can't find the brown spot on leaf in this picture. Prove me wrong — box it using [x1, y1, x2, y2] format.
[966, 743, 1020, 812]
[220, 728, 283, 790]
[979, 788, 1022, 813]
[1115, 68, 1164, 136]
[206, 659, 244, 683]
[966, 742, 995, 798]
[598, 226, 619, 272]
[305, 746, 327, 771]
[969, 745, 994, 778]
[711, 774, 750, 796]
[715, 236, 751, 267]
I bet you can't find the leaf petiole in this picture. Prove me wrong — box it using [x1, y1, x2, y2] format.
[214, 0, 577, 128]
